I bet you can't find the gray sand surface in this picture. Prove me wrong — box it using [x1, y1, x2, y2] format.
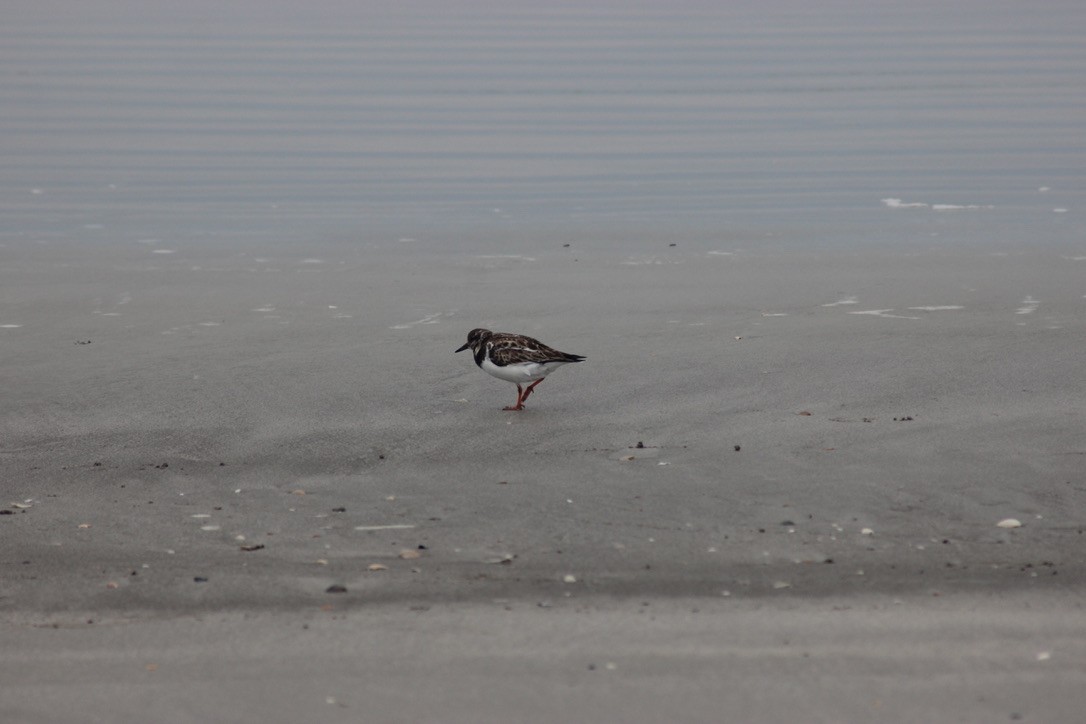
[3, 1, 1086, 719]
[3, 238, 1084, 722]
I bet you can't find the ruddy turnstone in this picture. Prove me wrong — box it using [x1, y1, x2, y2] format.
[455, 328, 585, 411]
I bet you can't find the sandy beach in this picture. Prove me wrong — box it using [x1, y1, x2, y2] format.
[3, 0, 1086, 720]
[3, 236, 1085, 722]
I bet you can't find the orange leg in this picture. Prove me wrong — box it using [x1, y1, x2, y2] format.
[503, 379, 544, 411]
[520, 379, 544, 403]
[503, 384, 525, 411]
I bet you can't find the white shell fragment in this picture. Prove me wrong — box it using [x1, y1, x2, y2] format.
[997, 518, 1023, 529]
[860, 528, 874, 535]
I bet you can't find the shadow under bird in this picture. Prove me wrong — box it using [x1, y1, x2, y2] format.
[455, 328, 586, 410]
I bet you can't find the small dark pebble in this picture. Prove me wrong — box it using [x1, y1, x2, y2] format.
[781, 520, 795, 526]
[219, 462, 226, 466]
[758, 528, 766, 533]
[587, 663, 596, 670]
[563, 243, 571, 248]
[331, 507, 346, 513]
[668, 243, 677, 247]
[635, 441, 645, 449]
[0, 510, 13, 515]
[240, 544, 265, 552]
[154, 462, 168, 469]
[194, 576, 208, 583]
[824, 558, 834, 564]
[734, 445, 741, 451]
[326, 584, 348, 594]
[378, 454, 385, 460]
[417, 544, 428, 550]
[93, 461, 102, 467]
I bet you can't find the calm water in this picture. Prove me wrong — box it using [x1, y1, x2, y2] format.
[3, 0, 1084, 248]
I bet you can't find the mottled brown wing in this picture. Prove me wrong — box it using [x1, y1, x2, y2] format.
[488, 335, 584, 366]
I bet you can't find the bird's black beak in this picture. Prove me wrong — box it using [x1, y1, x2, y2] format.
[455, 342, 470, 353]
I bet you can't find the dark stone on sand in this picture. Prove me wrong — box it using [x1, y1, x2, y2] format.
[326, 584, 348, 594]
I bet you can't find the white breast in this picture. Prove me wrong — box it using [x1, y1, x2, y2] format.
[480, 355, 567, 383]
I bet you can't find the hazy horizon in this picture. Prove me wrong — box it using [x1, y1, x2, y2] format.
[3, 0, 1083, 248]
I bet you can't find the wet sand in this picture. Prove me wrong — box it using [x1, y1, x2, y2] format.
[2, 236, 1084, 722]
[4, 1, 1086, 718]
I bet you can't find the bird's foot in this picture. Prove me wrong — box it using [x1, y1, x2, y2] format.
[502, 405, 525, 411]
[521, 380, 543, 402]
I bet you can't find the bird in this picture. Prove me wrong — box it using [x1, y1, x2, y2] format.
[455, 328, 585, 411]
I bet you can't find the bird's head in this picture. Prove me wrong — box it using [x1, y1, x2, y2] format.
[455, 328, 492, 353]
